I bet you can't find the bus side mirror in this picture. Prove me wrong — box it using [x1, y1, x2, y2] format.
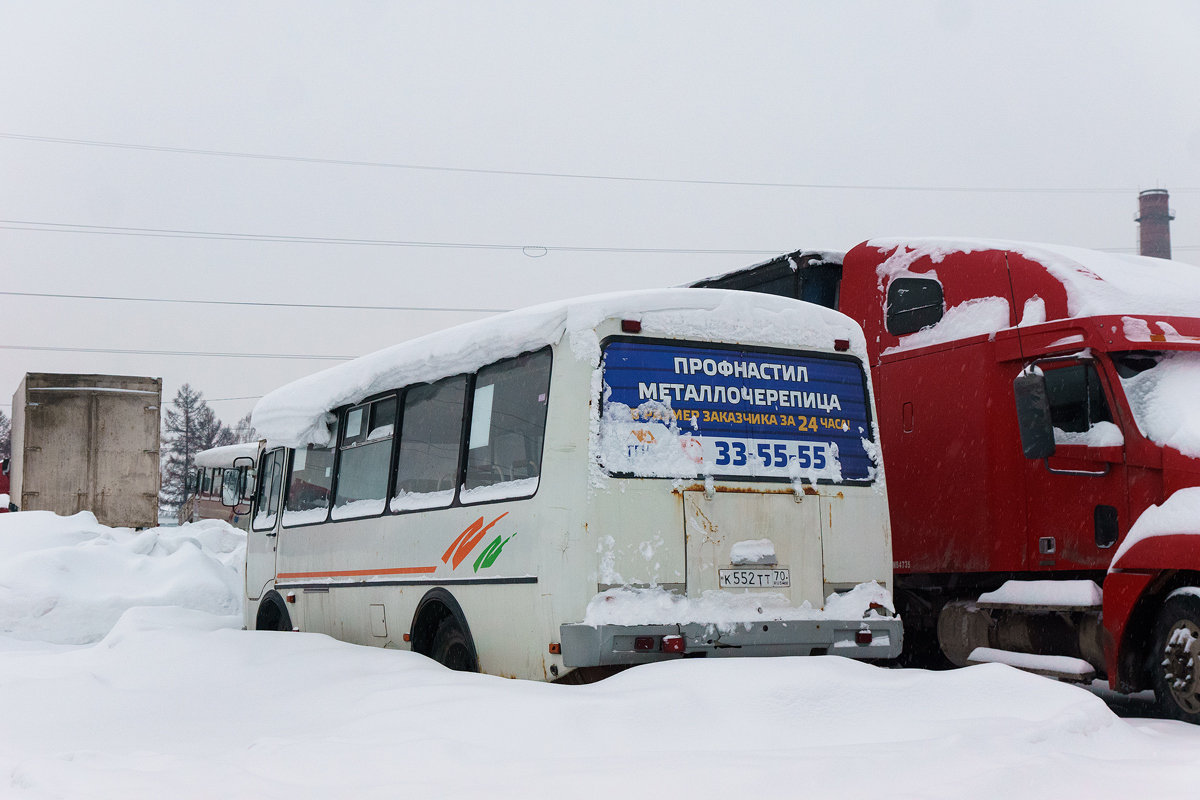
[1014, 368, 1056, 460]
[232, 456, 256, 503]
[221, 470, 241, 507]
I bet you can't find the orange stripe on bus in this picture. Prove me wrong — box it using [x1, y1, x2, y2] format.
[275, 566, 438, 579]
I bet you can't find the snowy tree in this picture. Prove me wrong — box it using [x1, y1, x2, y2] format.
[159, 385, 235, 511]
[232, 411, 258, 444]
[0, 408, 10, 461]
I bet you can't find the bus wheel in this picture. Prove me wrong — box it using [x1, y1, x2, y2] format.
[255, 591, 293, 632]
[1151, 591, 1200, 724]
[430, 616, 478, 672]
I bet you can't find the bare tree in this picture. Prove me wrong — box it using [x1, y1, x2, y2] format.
[232, 411, 258, 444]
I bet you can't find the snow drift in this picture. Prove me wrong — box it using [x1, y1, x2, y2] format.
[0, 511, 245, 644]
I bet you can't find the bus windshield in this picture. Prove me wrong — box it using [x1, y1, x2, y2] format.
[599, 339, 875, 483]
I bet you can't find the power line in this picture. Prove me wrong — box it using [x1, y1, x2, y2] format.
[5, 131, 1196, 195]
[0, 219, 780, 255]
[0, 289, 509, 314]
[0, 344, 352, 361]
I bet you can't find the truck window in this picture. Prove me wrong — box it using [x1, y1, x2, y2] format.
[201, 468, 213, 496]
[886, 277, 944, 336]
[333, 396, 397, 519]
[283, 418, 339, 526]
[462, 349, 552, 501]
[1044, 363, 1112, 434]
[392, 375, 467, 511]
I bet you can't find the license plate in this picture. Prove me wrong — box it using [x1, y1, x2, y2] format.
[718, 568, 790, 588]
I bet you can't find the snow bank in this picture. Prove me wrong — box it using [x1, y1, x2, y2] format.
[978, 580, 1103, 608]
[1118, 351, 1200, 459]
[193, 442, 260, 468]
[0, 511, 244, 644]
[582, 581, 894, 632]
[868, 237, 1200, 319]
[0, 615, 1196, 799]
[1111, 487, 1200, 567]
[252, 288, 867, 448]
[968, 647, 1095, 677]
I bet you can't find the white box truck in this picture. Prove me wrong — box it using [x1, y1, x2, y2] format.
[10, 373, 162, 528]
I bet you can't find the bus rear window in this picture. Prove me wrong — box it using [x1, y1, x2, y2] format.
[599, 340, 875, 483]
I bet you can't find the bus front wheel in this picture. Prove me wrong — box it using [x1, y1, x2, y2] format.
[430, 616, 478, 672]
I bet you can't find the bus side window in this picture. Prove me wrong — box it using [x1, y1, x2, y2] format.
[463, 348, 552, 497]
[283, 417, 339, 526]
[333, 396, 397, 519]
[201, 468, 213, 496]
[393, 375, 467, 510]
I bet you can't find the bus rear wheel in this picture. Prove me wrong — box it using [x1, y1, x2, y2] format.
[1151, 591, 1200, 724]
[430, 616, 478, 672]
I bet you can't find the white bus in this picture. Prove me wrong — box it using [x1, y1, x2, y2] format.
[245, 289, 901, 680]
[179, 442, 259, 529]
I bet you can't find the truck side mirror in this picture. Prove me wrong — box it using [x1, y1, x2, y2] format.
[1013, 367, 1056, 460]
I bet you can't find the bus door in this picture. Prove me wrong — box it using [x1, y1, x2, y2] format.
[247, 448, 286, 599]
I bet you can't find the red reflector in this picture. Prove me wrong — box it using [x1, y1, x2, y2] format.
[285, 592, 296, 604]
[634, 636, 656, 651]
[548, 643, 561, 655]
[621, 319, 642, 333]
[834, 339, 850, 352]
[661, 634, 686, 654]
[855, 629, 873, 645]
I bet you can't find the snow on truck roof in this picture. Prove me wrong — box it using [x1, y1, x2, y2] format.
[193, 442, 260, 469]
[251, 288, 867, 448]
[867, 237, 1200, 319]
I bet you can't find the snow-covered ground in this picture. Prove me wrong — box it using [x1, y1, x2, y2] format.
[1, 512, 1198, 798]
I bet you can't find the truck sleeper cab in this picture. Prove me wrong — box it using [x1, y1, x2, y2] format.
[692, 239, 1200, 722]
[244, 289, 901, 681]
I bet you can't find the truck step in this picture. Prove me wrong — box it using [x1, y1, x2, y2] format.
[967, 646, 1096, 683]
[975, 579, 1102, 612]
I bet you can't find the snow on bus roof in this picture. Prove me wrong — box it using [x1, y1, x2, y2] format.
[193, 443, 260, 469]
[866, 237, 1200, 318]
[252, 288, 866, 448]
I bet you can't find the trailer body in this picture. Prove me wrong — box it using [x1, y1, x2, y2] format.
[10, 373, 162, 528]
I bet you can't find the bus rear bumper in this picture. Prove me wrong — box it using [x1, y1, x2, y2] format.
[559, 617, 903, 667]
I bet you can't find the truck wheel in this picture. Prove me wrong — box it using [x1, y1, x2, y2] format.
[430, 615, 478, 672]
[1151, 591, 1200, 724]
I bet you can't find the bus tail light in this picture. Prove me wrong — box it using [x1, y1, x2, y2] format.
[621, 319, 642, 333]
[855, 629, 873, 645]
[634, 636, 655, 651]
[661, 635, 685, 654]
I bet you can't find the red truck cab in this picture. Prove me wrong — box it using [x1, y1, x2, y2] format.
[695, 239, 1200, 721]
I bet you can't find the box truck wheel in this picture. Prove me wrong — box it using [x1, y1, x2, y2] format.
[1152, 590, 1200, 724]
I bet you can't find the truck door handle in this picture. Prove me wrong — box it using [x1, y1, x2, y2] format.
[1038, 536, 1056, 555]
[1043, 457, 1109, 477]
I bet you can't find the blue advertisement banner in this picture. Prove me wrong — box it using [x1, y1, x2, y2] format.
[602, 340, 875, 482]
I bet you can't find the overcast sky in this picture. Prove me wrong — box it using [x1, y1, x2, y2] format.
[2, 1, 1198, 426]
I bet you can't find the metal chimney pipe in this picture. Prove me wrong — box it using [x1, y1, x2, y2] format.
[1136, 189, 1174, 260]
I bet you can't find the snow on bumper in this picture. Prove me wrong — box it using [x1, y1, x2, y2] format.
[560, 617, 903, 667]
